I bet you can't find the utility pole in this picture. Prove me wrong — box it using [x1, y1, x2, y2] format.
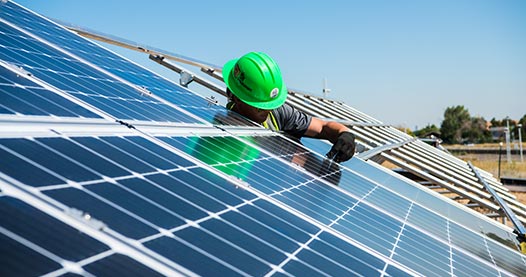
[506, 116, 511, 163]
[519, 124, 524, 163]
[498, 141, 502, 181]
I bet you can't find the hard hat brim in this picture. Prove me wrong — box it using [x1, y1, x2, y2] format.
[223, 58, 287, 110]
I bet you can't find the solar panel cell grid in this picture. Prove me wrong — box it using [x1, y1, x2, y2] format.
[265, 138, 526, 273]
[0, 232, 61, 276]
[0, 128, 523, 275]
[83, 254, 165, 277]
[44, 186, 158, 239]
[2, 1, 526, 275]
[0, 197, 110, 261]
[161, 133, 526, 274]
[0, 196, 114, 276]
[335, 203, 402, 256]
[0, 64, 102, 118]
[344, 156, 517, 241]
[393, 225, 452, 276]
[489, 238, 526, 274]
[0, 20, 203, 124]
[2, 1, 258, 127]
[2, 133, 407, 275]
[452, 249, 500, 277]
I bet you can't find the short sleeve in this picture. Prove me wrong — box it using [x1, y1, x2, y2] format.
[273, 103, 312, 138]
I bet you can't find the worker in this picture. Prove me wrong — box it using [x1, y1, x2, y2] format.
[223, 52, 356, 163]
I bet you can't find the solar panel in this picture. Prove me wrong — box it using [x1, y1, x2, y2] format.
[0, 64, 99, 118]
[0, 2, 258, 127]
[291, 89, 526, 224]
[1, 131, 413, 276]
[1, 1, 525, 276]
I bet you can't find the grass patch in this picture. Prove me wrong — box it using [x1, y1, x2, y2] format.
[455, 154, 526, 179]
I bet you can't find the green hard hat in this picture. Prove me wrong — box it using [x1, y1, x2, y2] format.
[223, 52, 288, 110]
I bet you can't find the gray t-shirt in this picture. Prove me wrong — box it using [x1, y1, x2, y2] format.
[272, 103, 312, 138]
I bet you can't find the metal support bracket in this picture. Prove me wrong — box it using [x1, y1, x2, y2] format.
[149, 54, 226, 97]
[179, 71, 194, 87]
[3, 61, 33, 77]
[468, 161, 526, 253]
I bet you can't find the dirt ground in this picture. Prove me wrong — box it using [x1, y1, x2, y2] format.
[514, 192, 526, 205]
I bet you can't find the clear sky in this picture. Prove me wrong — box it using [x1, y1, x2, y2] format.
[13, 0, 526, 130]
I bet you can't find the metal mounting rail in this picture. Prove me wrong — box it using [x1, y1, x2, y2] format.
[66, 24, 345, 103]
[65, 24, 222, 72]
[468, 162, 526, 253]
[148, 55, 226, 97]
[356, 138, 416, 160]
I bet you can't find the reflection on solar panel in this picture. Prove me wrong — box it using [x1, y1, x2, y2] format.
[1, 1, 525, 276]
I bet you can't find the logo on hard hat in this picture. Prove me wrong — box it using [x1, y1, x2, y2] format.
[270, 88, 279, 98]
[233, 63, 252, 91]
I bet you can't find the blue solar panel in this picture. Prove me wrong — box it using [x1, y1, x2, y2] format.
[0, 64, 102, 118]
[1, 134, 414, 276]
[1, 1, 525, 276]
[0, 196, 109, 261]
[302, 138, 519, 243]
[0, 232, 61, 276]
[159, 133, 526, 275]
[82, 254, 165, 277]
[0, 196, 150, 276]
[0, 1, 259, 127]
[0, 18, 202, 124]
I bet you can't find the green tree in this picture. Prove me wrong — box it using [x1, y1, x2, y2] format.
[413, 124, 440, 138]
[440, 105, 470, 144]
[394, 126, 414, 136]
[461, 117, 491, 143]
[490, 117, 502, 127]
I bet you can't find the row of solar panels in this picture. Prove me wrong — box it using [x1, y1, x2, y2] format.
[284, 91, 526, 224]
[1, 1, 525, 276]
[52, 6, 526, 245]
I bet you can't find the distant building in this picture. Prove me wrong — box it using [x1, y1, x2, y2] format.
[490, 126, 507, 141]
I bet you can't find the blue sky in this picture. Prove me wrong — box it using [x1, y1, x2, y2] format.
[14, 0, 526, 130]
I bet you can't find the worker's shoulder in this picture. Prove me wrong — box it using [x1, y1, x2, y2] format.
[273, 102, 310, 122]
[274, 102, 299, 115]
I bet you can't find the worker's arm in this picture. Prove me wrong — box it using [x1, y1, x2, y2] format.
[304, 118, 348, 143]
[304, 117, 356, 162]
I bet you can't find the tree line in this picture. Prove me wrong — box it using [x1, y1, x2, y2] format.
[412, 105, 526, 144]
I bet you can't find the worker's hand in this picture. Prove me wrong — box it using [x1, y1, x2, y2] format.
[326, 131, 356, 163]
